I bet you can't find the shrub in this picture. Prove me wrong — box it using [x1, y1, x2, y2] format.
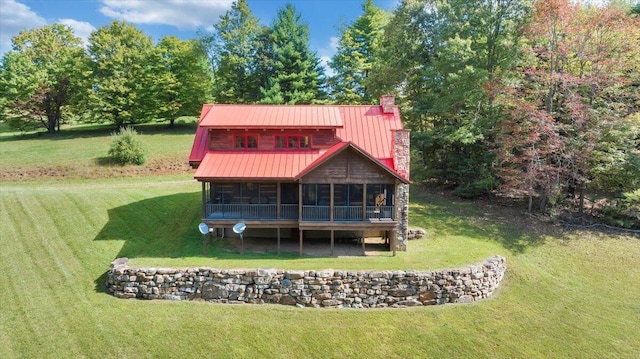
[602, 189, 640, 229]
[108, 127, 146, 165]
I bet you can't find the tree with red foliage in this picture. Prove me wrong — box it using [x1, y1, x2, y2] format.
[496, 0, 640, 214]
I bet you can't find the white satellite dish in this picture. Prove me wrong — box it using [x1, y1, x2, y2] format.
[232, 222, 246, 234]
[233, 222, 246, 255]
[198, 223, 209, 235]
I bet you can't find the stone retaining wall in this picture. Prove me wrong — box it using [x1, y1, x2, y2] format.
[106, 256, 506, 308]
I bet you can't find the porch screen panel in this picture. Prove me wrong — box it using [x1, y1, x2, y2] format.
[366, 184, 395, 206]
[303, 184, 330, 205]
[281, 183, 298, 204]
[259, 183, 277, 204]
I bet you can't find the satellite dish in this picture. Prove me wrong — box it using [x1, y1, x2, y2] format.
[198, 223, 209, 235]
[233, 222, 246, 234]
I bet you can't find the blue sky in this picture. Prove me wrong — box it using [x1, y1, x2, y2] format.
[0, 0, 398, 71]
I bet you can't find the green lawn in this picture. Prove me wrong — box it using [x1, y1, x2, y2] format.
[1, 125, 639, 358]
[0, 119, 198, 172]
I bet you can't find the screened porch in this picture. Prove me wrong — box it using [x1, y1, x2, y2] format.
[202, 182, 396, 222]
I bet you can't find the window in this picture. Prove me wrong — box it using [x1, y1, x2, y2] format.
[275, 135, 311, 149]
[234, 135, 258, 149]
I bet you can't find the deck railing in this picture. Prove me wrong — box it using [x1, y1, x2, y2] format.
[206, 204, 277, 219]
[280, 204, 298, 219]
[333, 206, 362, 221]
[302, 205, 330, 221]
[366, 206, 395, 220]
[205, 204, 395, 221]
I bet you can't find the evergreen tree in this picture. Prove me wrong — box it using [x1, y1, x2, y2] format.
[329, 0, 389, 104]
[259, 4, 325, 104]
[204, 0, 263, 103]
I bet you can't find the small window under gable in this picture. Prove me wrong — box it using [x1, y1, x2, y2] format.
[276, 135, 311, 149]
[234, 134, 258, 149]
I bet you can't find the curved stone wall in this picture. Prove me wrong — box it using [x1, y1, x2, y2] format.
[106, 256, 506, 308]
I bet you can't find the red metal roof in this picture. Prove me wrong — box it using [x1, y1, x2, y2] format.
[336, 105, 403, 160]
[188, 126, 208, 164]
[199, 104, 343, 129]
[194, 150, 321, 180]
[190, 102, 408, 181]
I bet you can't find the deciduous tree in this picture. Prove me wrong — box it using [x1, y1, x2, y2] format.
[0, 24, 88, 133]
[156, 36, 213, 126]
[368, 0, 531, 197]
[86, 21, 163, 128]
[496, 0, 640, 214]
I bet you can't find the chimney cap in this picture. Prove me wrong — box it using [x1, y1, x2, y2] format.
[380, 95, 395, 114]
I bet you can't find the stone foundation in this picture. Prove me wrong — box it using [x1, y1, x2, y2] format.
[106, 256, 505, 308]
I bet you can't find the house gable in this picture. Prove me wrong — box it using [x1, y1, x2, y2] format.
[299, 144, 402, 184]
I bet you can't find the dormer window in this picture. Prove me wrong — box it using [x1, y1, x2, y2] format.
[235, 134, 258, 149]
[276, 135, 311, 149]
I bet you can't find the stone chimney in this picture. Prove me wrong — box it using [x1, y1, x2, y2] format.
[380, 95, 395, 114]
[392, 128, 410, 251]
[392, 129, 410, 180]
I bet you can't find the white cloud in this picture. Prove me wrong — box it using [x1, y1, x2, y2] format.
[58, 19, 96, 48]
[0, 0, 46, 54]
[318, 36, 340, 77]
[99, 0, 234, 30]
[319, 55, 335, 78]
[329, 36, 339, 52]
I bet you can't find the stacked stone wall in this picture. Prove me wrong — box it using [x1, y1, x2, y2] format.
[106, 256, 505, 308]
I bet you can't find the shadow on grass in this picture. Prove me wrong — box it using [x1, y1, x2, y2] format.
[92, 191, 322, 293]
[410, 187, 547, 254]
[93, 191, 321, 261]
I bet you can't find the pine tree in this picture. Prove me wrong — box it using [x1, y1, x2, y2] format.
[204, 0, 263, 103]
[329, 0, 389, 104]
[259, 4, 325, 104]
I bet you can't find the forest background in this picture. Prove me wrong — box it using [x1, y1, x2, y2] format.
[1, 0, 639, 228]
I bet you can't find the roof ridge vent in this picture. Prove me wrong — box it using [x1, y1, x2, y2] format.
[380, 95, 395, 114]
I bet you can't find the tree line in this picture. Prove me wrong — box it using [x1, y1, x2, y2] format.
[1, 0, 638, 225]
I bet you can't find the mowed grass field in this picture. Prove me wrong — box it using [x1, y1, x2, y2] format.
[1, 123, 639, 358]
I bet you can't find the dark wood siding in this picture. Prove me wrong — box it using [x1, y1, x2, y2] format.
[208, 129, 339, 151]
[301, 149, 396, 184]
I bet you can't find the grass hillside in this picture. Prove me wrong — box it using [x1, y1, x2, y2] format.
[1, 124, 639, 358]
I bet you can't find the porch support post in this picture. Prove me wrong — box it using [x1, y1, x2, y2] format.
[329, 183, 334, 222]
[394, 181, 399, 221]
[362, 184, 367, 221]
[390, 229, 397, 257]
[277, 182, 281, 219]
[277, 227, 281, 255]
[298, 183, 303, 220]
[201, 181, 206, 218]
[299, 229, 303, 256]
[330, 230, 334, 256]
[362, 230, 366, 255]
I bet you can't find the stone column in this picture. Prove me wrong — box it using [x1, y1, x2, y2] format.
[392, 129, 410, 251]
